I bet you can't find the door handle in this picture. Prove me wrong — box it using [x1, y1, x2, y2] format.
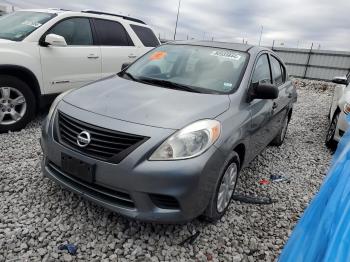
[128, 54, 137, 59]
[272, 102, 278, 110]
[87, 54, 99, 59]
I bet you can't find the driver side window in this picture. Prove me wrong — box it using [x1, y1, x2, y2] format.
[47, 18, 93, 46]
[252, 54, 272, 85]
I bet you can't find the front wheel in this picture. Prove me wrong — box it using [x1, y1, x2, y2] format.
[325, 112, 339, 149]
[202, 152, 240, 222]
[0, 75, 36, 133]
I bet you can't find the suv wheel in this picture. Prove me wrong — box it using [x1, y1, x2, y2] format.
[202, 152, 240, 222]
[325, 112, 339, 149]
[0, 75, 36, 133]
[271, 113, 289, 146]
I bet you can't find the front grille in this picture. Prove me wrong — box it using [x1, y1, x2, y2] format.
[48, 161, 135, 208]
[150, 194, 180, 209]
[57, 112, 148, 163]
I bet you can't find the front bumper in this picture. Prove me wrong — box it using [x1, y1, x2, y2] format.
[334, 112, 349, 142]
[41, 102, 226, 223]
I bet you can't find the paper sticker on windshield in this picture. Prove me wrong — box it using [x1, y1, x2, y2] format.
[210, 50, 241, 60]
[22, 20, 42, 28]
[149, 51, 167, 61]
[223, 82, 233, 90]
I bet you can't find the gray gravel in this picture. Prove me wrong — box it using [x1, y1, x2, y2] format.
[0, 79, 334, 261]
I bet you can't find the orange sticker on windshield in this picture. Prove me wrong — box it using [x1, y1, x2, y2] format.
[149, 51, 167, 61]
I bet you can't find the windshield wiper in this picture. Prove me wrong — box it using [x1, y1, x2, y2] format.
[122, 71, 137, 81]
[138, 77, 201, 93]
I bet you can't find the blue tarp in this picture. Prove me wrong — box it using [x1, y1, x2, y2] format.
[279, 116, 350, 262]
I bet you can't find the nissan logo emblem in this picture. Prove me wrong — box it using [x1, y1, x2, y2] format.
[77, 131, 91, 148]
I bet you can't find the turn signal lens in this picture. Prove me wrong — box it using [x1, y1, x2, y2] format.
[344, 103, 350, 115]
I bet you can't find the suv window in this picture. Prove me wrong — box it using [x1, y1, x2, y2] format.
[130, 24, 159, 47]
[48, 18, 93, 45]
[270, 56, 284, 85]
[93, 19, 133, 46]
[252, 54, 271, 85]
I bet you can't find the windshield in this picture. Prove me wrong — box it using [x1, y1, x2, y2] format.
[0, 11, 56, 41]
[125, 44, 248, 94]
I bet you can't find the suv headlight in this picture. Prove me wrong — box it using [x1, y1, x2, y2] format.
[344, 103, 350, 115]
[149, 120, 221, 160]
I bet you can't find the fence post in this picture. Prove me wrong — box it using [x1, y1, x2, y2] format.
[303, 43, 314, 79]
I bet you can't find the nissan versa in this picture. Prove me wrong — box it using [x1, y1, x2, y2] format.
[41, 41, 297, 223]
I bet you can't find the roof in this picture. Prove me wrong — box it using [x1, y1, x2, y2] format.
[168, 40, 273, 54]
[17, 8, 146, 25]
[169, 40, 254, 52]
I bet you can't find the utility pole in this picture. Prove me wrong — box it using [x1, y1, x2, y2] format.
[173, 0, 181, 40]
[258, 25, 263, 46]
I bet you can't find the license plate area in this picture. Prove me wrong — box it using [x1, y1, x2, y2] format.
[61, 153, 95, 183]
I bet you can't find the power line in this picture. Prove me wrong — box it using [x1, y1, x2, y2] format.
[173, 0, 181, 40]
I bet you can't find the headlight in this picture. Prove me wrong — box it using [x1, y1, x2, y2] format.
[344, 103, 350, 115]
[44, 89, 75, 131]
[149, 120, 221, 160]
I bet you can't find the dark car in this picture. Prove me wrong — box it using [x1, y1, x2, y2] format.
[41, 41, 297, 223]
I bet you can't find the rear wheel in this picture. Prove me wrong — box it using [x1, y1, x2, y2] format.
[271, 113, 289, 146]
[325, 112, 339, 149]
[202, 152, 240, 222]
[0, 75, 36, 133]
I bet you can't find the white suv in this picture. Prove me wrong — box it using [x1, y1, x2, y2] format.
[0, 9, 160, 132]
[326, 73, 350, 148]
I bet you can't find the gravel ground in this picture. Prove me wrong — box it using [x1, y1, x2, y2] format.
[0, 79, 334, 261]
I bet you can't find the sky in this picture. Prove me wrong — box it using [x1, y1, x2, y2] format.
[2, 0, 350, 51]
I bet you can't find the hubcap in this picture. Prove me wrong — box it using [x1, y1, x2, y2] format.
[326, 115, 338, 142]
[217, 163, 238, 213]
[281, 117, 288, 140]
[0, 87, 26, 125]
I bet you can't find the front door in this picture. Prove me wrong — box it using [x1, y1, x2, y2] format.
[40, 17, 101, 94]
[248, 53, 276, 156]
[268, 55, 291, 133]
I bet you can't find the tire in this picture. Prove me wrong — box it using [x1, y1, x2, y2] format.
[202, 152, 240, 222]
[0, 75, 36, 133]
[270, 113, 289, 146]
[325, 112, 339, 150]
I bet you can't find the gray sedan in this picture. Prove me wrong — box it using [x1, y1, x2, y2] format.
[41, 41, 297, 223]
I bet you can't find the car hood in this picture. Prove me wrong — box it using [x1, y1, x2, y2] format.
[0, 38, 14, 43]
[63, 76, 230, 129]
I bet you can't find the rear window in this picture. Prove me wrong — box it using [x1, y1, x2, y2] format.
[93, 19, 133, 46]
[130, 24, 159, 47]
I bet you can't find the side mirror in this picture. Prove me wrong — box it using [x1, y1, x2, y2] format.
[250, 83, 279, 100]
[332, 76, 348, 85]
[44, 34, 67, 47]
[121, 63, 131, 71]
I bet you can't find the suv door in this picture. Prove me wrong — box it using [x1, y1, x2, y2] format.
[92, 19, 139, 77]
[269, 55, 291, 134]
[39, 17, 102, 94]
[248, 53, 276, 154]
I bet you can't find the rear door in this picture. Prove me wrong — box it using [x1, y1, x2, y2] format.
[92, 18, 139, 77]
[39, 17, 102, 94]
